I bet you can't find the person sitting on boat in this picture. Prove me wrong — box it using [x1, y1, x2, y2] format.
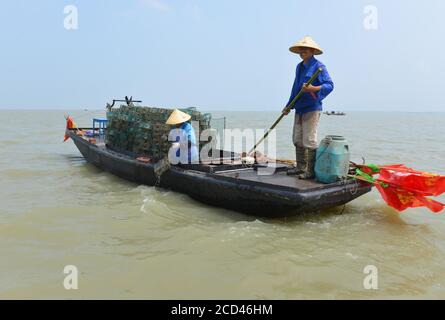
[284, 36, 334, 179]
[166, 109, 199, 165]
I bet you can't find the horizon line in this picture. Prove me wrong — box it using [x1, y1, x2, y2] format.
[0, 107, 444, 113]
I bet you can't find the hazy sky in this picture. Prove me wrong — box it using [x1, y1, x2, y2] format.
[1, 0, 444, 111]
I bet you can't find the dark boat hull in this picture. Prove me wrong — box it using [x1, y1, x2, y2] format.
[69, 130, 372, 217]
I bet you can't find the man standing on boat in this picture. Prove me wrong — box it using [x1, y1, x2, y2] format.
[284, 36, 334, 179]
[166, 109, 199, 164]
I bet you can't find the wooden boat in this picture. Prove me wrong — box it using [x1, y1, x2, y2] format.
[67, 129, 372, 217]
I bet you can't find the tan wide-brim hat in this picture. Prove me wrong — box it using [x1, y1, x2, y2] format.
[289, 36, 323, 55]
[166, 109, 192, 125]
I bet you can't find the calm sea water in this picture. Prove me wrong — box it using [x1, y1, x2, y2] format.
[0, 109, 444, 299]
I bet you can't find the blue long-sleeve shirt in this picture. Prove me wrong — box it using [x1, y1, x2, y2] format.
[175, 122, 199, 163]
[287, 56, 334, 114]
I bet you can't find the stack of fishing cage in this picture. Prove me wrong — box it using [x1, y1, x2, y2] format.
[106, 105, 212, 160]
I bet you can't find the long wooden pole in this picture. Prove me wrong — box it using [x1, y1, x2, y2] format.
[248, 67, 323, 155]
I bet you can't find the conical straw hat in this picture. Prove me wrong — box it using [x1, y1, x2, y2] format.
[289, 36, 323, 55]
[166, 109, 192, 125]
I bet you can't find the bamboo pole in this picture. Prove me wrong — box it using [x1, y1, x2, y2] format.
[248, 67, 323, 155]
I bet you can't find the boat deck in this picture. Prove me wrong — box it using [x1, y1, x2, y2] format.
[216, 169, 325, 191]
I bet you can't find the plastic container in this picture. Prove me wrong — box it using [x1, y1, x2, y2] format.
[315, 135, 350, 184]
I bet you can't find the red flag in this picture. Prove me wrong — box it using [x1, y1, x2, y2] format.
[379, 165, 445, 197]
[353, 164, 445, 213]
[64, 116, 77, 142]
[375, 184, 445, 213]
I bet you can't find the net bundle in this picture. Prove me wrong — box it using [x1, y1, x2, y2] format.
[106, 105, 211, 160]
